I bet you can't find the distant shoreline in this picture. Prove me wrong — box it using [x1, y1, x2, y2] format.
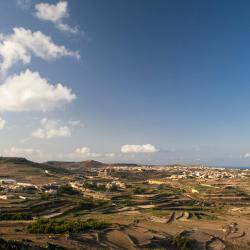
[212, 166, 250, 170]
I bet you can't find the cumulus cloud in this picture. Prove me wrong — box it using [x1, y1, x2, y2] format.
[0, 117, 6, 129]
[2, 147, 42, 158]
[68, 120, 82, 126]
[56, 23, 79, 34]
[105, 153, 115, 158]
[74, 147, 101, 158]
[244, 153, 250, 158]
[35, 1, 79, 34]
[16, 0, 32, 10]
[0, 69, 76, 112]
[32, 118, 71, 139]
[0, 27, 80, 77]
[121, 144, 159, 153]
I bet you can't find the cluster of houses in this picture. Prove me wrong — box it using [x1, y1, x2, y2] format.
[0, 165, 248, 201]
[0, 178, 64, 200]
[147, 167, 248, 183]
[0, 178, 38, 200]
[146, 168, 250, 196]
[167, 168, 248, 180]
[0, 171, 127, 201]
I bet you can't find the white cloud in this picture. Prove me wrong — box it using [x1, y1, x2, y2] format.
[74, 147, 101, 158]
[68, 120, 82, 126]
[121, 144, 159, 153]
[35, 1, 68, 22]
[75, 147, 91, 155]
[35, 1, 79, 34]
[32, 118, 71, 139]
[2, 147, 42, 158]
[105, 153, 115, 158]
[16, 0, 32, 10]
[0, 117, 6, 129]
[0, 27, 80, 77]
[244, 153, 250, 158]
[0, 69, 76, 112]
[56, 23, 79, 34]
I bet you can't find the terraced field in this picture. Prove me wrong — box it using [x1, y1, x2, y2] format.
[0, 159, 249, 249]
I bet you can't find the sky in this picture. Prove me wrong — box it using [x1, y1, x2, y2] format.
[0, 0, 250, 166]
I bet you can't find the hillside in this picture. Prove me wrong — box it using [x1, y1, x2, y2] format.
[44, 160, 105, 171]
[44, 160, 140, 172]
[0, 157, 68, 185]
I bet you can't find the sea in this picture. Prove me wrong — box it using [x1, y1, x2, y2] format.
[217, 166, 250, 170]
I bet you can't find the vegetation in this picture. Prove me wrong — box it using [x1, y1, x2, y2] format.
[0, 212, 32, 221]
[0, 238, 37, 250]
[170, 234, 194, 250]
[0, 238, 65, 250]
[27, 218, 109, 234]
[133, 187, 147, 194]
[74, 199, 105, 210]
[189, 212, 217, 220]
[65, 199, 106, 215]
[83, 181, 95, 189]
[28, 199, 71, 214]
[58, 185, 80, 195]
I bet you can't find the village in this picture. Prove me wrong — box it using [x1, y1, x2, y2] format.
[0, 165, 248, 202]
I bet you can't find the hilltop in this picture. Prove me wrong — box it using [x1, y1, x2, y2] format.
[0, 157, 68, 185]
[0, 157, 138, 183]
[44, 160, 105, 171]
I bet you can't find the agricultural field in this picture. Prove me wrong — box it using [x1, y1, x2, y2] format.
[0, 158, 249, 249]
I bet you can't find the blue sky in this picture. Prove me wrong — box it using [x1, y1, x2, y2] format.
[0, 0, 250, 166]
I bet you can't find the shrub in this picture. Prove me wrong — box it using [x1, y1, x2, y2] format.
[75, 200, 100, 210]
[0, 238, 65, 250]
[0, 212, 32, 221]
[27, 218, 109, 234]
[170, 235, 194, 250]
[133, 187, 147, 194]
[58, 185, 80, 195]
